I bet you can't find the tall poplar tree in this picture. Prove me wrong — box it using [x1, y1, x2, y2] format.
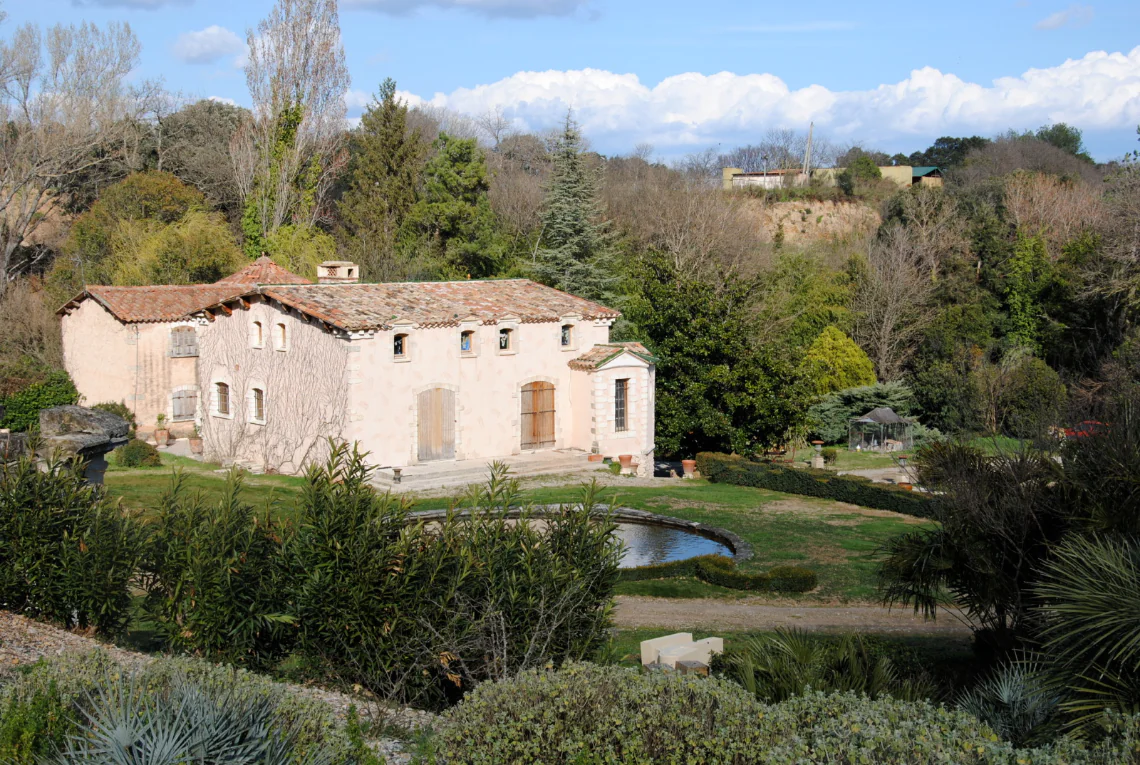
[337, 78, 424, 280]
[534, 115, 615, 300]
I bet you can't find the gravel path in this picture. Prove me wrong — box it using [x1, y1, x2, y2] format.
[0, 611, 435, 763]
[613, 595, 973, 636]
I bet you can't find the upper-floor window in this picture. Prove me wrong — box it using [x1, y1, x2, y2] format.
[252, 321, 264, 348]
[499, 328, 513, 352]
[561, 324, 573, 347]
[215, 382, 231, 416]
[251, 387, 266, 423]
[615, 378, 629, 432]
[275, 322, 288, 351]
[394, 333, 408, 359]
[460, 330, 475, 354]
[171, 326, 198, 358]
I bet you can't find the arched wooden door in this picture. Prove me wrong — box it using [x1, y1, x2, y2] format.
[418, 388, 456, 461]
[521, 382, 555, 450]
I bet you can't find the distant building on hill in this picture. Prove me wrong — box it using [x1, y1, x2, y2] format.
[722, 165, 943, 191]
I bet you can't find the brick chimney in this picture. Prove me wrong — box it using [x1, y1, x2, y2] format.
[317, 261, 360, 284]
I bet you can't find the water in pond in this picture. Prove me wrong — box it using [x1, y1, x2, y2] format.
[613, 522, 733, 568]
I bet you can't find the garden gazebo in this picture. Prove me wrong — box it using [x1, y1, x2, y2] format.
[848, 407, 913, 452]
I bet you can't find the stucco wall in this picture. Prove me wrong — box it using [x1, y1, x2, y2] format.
[345, 318, 614, 467]
[198, 298, 349, 473]
[61, 301, 198, 437]
[588, 358, 656, 475]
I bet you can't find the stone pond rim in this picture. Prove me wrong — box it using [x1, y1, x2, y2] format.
[405, 505, 753, 565]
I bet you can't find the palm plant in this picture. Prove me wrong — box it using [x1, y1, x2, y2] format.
[956, 658, 1061, 746]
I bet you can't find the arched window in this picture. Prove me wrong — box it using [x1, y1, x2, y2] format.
[170, 326, 198, 357]
[561, 324, 573, 347]
[499, 328, 513, 352]
[394, 333, 408, 359]
[252, 321, 264, 348]
[275, 322, 287, 351]
[460, 330, 474, 353]
[215, 382, 230, 416]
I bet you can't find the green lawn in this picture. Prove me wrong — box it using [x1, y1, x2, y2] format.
[105, 456, 927, 603]
[789, 447, 904, 471]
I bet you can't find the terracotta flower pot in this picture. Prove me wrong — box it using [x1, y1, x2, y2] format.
[617, 454, 634, 472]
[154, 429, 169, 447]
[898, 482, 914, 491]
[681, 459, 697, 477]
[587, 453, 604, 462]
[189, 437, 204, 455]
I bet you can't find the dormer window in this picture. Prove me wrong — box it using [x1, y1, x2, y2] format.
[461, 330, 475, 354]
[499, 328, 513, 352]
[561, 324, 573, 347]
[394, 333, 408, 359]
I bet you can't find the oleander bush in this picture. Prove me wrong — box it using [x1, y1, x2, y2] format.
[0, 651, 365, 764]
[432, 662, 1140, 765]
[112, 438, 161, 467]
[0, 457, 146, 635]
[696, 452, 931, 518]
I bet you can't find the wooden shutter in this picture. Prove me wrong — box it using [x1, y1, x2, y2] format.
[417, 388, 455, 461]
[172, 389, 197, 421]
[171, 327, 198, 357]
[521, 382, 555, 450]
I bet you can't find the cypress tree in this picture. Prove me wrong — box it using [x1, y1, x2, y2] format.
[337, 78, 425, 280]
[534, 115, 615, 300]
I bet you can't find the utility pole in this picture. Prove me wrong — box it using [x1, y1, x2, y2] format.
[802, 122, 814, 178]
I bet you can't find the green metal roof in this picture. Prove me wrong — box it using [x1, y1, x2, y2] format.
[912, 166, 940, 177]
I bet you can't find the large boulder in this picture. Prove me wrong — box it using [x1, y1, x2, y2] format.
[35, 405, 131, 484]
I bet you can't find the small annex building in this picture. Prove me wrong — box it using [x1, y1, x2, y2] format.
[58, 259, 656, 476]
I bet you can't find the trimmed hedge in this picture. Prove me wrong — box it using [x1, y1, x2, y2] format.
[696, 452, 932, 518]
[621, 554, 816, 593]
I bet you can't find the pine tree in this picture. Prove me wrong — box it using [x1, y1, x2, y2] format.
[534, 115, 615, 300]
[401, 132, 504, 278]
[336, 78, 425, 280]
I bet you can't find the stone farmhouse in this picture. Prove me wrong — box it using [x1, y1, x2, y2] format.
[58, 259, 657, 476]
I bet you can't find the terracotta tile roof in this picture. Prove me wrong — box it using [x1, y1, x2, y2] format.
[242, 279, 620, 331]
[59, 284, 253, 323]
[215, 256, 312, 286]
[568, 342, 656, 371]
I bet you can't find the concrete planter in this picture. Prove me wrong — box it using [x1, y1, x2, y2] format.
[154, 429, 169, 447]
[587, 453, 605, 462]
[617, 454, 634, 473]
[189, 437, 204, 455]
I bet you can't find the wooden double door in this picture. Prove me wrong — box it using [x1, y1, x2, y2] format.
[521, 382, 555, 450]
[417, 388, 456, 462]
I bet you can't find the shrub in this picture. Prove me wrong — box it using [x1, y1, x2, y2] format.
[696, 452, 932, 518]
[620, 554, 816, 593]
[0, 371, 78, 432]
[144, 471, 295, 669]
[113, 438, 161, 468]
[290, 446, 623, 709]
[434, 663, 1140, 764]
[821, 446, 838, 464]
[91, 401, 137, 436]
[0, 680, 76, 765]
[0, 458, 146, 635]
[0, 651, 361, 764]
[618, 553, 725, 582]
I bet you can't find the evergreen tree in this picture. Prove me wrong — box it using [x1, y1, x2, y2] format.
[802, 326, 877, 395]
[337, 78, 425, 281]
[402, 132, 504, 278]
[534, 115, 615, 300]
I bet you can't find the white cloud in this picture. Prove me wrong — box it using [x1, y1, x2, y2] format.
[74, 0, 189, 8]
[1034, 4, 1094, 30]
[343, 0, 589, 18]
[410, 47, 1140, 149]
[207, 95, 238, 106]
[173, 26, 247, 65]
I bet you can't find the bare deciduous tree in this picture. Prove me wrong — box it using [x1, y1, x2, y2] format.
[853, 225, 937, 381]
[233, 0, 350, 240]
[897, 186, 971, 278]
[0, 21, 141, 287]
[1004, 171, 1106, 256]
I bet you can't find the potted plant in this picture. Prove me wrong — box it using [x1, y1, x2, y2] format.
[188, 425, 203, 455]
[617, 454, 634, 473]
[153, 414, 169, 447]
[681, 458, 697, 478]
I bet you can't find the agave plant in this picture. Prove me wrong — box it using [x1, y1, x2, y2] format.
[956, 657, 1061, 747]
[44, 671, 336, 764]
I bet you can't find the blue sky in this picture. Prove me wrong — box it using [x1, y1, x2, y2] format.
[10, 0, 1140, 160]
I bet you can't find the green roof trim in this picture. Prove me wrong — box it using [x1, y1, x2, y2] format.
[912, 166, 941, 177]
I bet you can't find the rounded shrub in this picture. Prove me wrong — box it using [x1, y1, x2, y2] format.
[821, 446, 838, 465]
[0, 371, 78, 432]
[114, 438, 162, 468]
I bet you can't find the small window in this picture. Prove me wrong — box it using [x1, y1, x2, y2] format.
[215, 382, 230, 416]
[171, 326, 198, 358]
[172, 389, 197, 421]
[252, 321, 264, 348]
[561, 324, 573, 347]
[615, 378, 629, 432]
[275, 323, 287, 351]
[460, 330, 474, 353]
[499, 328, 513, 351]
[394, 333, 408, 358]
[251, 387, 265, 423]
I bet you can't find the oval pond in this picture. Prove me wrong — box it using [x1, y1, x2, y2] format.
[613, 521, 734, 569]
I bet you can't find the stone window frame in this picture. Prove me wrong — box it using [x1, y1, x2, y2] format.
[251, 320, 265, 349]
[169, 323, 199, 358]
[392, 322, 415, 363]
[248, 382, 267, 425]
[274, 320, 289, 352]
[211, 379, 234, 420]
[459, 316, 480, 358]
[497, 316, 520, 356]
[614, 377, 630, 433]
[559, 313, 581, 352]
